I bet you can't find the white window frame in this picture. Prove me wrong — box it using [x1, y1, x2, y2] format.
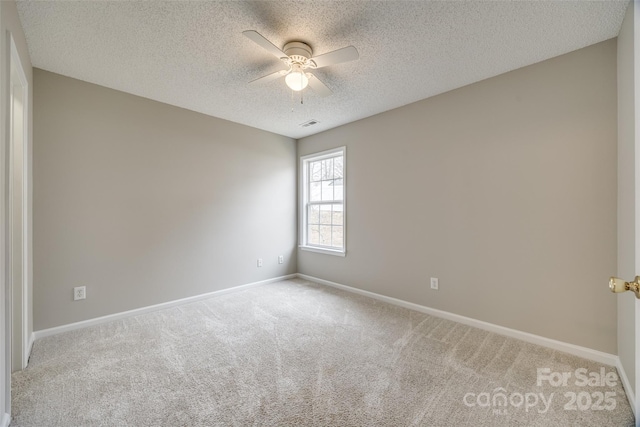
[299, 146, 346, 256]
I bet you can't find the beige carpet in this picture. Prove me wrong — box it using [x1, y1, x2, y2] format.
[11, 278, 635, 426]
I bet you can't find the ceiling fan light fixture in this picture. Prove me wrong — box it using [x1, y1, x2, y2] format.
[243, 30, 359, 97]
[285, 65, 309, 91]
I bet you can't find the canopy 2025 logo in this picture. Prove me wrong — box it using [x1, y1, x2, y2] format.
[537, 367, 618, 411]
[462, 367, 619, 415]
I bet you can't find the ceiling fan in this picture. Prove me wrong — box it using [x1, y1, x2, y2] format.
[243, 30, 359, 97]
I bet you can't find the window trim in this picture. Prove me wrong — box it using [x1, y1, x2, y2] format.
[299, 146, 346, 256]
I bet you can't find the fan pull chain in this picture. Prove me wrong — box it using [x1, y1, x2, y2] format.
[290, 88, 304, 111]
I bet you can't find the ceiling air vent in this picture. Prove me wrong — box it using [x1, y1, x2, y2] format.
[300, 119, 319, 128]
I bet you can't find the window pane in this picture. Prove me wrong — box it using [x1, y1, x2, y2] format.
[302, 150, 345, 252]
[308, 225, 320, 245]
[319, 226, 332, 245]
[322, 158, 334, 180]
[321, 180, 333, 201]
[308, 205, 319, 224]
[332, 205, 343, 226]
[319, 205, 332, 225]
[332, 226, 343, 248]
[333, 178, 343, 201]
[334, 156, 343, 179]
[310, 161, 322, 182]
[310, 182, 321, 202]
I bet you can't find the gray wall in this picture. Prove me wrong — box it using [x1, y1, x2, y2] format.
[298, 40, 618, 354]
[33, 69, 297, 330]
[617, 0, 638, 401]
[33, 37, 621, 356]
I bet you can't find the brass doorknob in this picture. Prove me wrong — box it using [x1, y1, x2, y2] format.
[609, 276, 640, 299]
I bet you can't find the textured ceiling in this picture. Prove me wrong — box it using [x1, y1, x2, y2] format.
[17, 0, 629, 139]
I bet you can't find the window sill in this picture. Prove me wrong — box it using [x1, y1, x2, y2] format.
[299, 245, 346, 257]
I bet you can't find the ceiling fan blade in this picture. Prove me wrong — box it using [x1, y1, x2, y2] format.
[310, 46, 359, 69]
[249, 70, 287, 85]
[307, 74, 332, 97]
[242, 30, 287, 60]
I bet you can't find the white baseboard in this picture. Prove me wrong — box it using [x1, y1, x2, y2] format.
[0, 413, 10, 427]
[34, 274, 296, 340]
[28, 272, 636, 418]
[296, 274, 619, 367]
[33, 272, 622, 367]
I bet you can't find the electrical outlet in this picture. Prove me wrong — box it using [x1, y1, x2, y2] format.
[257, 258, 263, 267]
[278, 255, 284, 264]
[430, 277, 439, 290]
[73, 286, 86, 301]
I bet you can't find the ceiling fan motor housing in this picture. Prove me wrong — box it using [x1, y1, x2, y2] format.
[283, 41, 313, 65]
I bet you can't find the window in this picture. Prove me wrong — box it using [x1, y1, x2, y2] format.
[300, 147, 346, 256]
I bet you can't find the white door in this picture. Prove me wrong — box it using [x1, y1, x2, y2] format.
[627, 1, 640, 420]
[615, 1, 639, 425]
[634, 1, 640, 422]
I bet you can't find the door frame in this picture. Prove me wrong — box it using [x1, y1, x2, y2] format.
[1, 28, 31, 425]
[8, 32, 29, 372]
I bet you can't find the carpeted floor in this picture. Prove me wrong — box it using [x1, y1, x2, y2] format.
[11, 278, 635, 426]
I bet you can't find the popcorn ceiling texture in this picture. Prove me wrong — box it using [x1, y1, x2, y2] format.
[11, 279, 634, 426]
[16, 1, 628, 139]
